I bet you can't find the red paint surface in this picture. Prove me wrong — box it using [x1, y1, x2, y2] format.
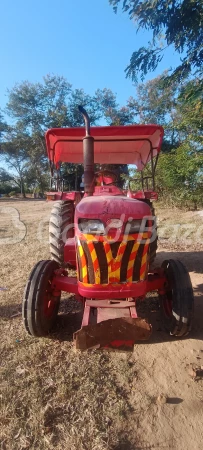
[46, 191, 82, 203]
[45, 124, 164, 170]
[51, 276, 78, 294]
[46, 188, 158, 202]
[78, 280, 144, 299]
[51, 272, 166, 299]
[91, 185, 123, 196]
[75, 195, 151, 225]
[64, 238, 76, 267]
[127, 190, 158, 200]
[103, 340, 134, 349]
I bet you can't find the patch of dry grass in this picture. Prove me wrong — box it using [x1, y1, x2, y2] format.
[155, 204, 203, 251]
[0, 201, 139, 450]
[1, 332, 138, 450]
[1, 200, 203, 450]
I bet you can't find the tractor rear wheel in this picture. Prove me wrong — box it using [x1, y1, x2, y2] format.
[159, 259, 194, 337]
[22, 260, 61, 337]
[49, 200, 74, 266]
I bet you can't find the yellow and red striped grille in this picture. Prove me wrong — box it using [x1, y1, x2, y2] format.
[76, 233, 150, 285]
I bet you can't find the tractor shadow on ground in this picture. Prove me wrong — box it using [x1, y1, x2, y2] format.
[148, 249, 203, 343]
[113, 438, 140, 450]
[1, 250, 202, 344]
[113, 440, 172, 450]
[50, 282, 203, 344]
[53, 247, 203, 344]
[137, 284, 203, 345]
[51, 296, 84, 342]
[155, 250, 203, 275]
[0, 303, 22, 319]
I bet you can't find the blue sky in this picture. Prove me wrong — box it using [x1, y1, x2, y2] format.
[0, 0, 181, 109]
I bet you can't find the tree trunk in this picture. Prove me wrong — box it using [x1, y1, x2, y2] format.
[20, 178, 26, 198]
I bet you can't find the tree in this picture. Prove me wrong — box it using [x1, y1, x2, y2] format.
[6, 75, 107, 133]
[127, 71, 181, 151]
[125, 71, 203, 207]
[175, 79, 203, 146]
[156, 144, 203, 208]
[109, 0, 203, 84]
[0, 132, 31, 197]
[94, 88, 135, 125]
[6, 75, 72, 133]
[0, 111, 9, 150]
[127, 71, 203, 147]
[3, 77, 136, 192]
[4, 76, 102, 192]
[127, 72, 177, 123]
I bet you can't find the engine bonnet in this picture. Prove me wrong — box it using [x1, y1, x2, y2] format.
[75, 195, 151, 224]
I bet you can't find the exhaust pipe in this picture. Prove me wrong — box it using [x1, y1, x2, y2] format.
[78, 105, 94, 196]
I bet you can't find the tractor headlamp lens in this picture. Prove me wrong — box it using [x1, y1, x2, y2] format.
[125, 219, 143, 234]
[78, 219, 105, 234]
[107, 219, 123, 229]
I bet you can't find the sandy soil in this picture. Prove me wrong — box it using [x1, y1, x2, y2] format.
[0, 200, 203, 450]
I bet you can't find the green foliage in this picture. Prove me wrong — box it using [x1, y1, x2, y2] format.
[1, 72, 202, 207]
[0, 131, 35, 197]
[156, 144, 203, 208]
[1, 76, 136, 192]
[6, 75, 71, 132]
[0, 111, 9, 135]
[60, 163, 84, 191]
[6, 76, 114, 133]
[125, 72, 203, 208]
[8, 191, 18, 197]
[94, 88, 135, 124]
[175, 79, 203, 146]
[127, 71, 177, 124]
[0, 168, 12, 183]
[0, 185, 15, 195]
[109, 0, 203, 85]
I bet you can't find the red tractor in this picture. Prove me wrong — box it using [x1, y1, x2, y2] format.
[22, 106, 194, 349]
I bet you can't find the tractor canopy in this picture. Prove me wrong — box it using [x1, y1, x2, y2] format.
[45, 124, 164, 171]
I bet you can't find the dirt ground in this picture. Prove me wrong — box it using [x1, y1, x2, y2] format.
[0, 200, 203, 450]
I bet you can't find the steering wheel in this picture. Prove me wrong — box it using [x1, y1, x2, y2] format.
[95, 170, 118, 186]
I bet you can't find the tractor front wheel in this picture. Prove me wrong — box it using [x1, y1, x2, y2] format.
[159, 259, 194, 337]
[22, 260, 61, 337]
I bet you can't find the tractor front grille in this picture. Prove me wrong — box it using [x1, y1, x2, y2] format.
[76, 237, 149, 285]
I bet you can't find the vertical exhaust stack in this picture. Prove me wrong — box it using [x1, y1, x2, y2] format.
[78, 105, 94, 196]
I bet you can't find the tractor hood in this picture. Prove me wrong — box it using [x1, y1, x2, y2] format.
[75, 196, 151, 225]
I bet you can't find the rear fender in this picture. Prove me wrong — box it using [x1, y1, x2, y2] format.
[127, 190, 158, 201]
[46, 191, 82, 204]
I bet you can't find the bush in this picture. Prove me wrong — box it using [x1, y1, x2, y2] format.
[8, 191, 17, 197]
[0, 184, 18, 195]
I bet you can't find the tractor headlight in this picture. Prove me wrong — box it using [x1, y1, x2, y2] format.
[125, 219, 143, 234]
[107, 219, 123, 229]
[78, 219, 105, 234]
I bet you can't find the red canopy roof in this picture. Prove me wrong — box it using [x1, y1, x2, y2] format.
[45, 124, 164, 171]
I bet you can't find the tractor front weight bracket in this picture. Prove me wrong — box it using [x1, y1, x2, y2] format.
[51, 270, 167, 350]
